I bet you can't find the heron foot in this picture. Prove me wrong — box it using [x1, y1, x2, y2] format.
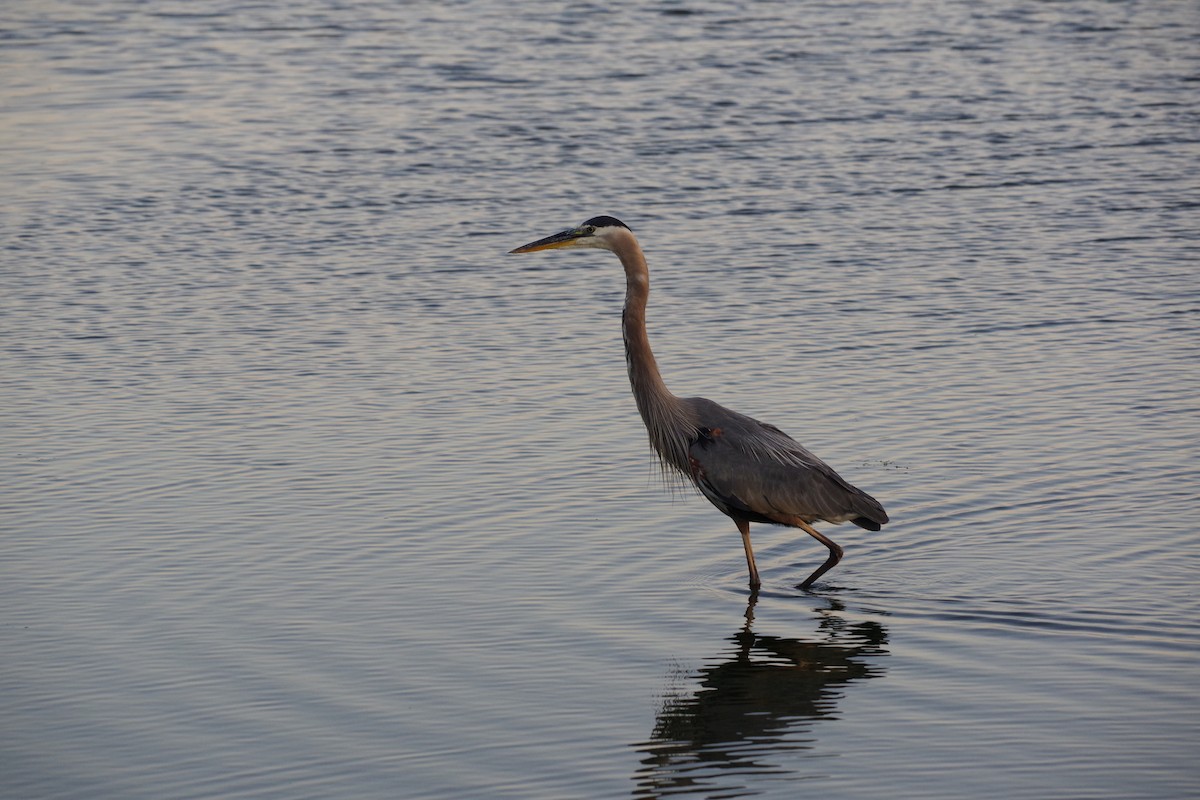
[796, 521, 844, 591]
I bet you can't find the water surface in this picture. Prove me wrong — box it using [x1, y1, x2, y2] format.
[3, 1, 1198, 798]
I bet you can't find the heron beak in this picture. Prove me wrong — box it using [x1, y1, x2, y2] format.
[509, 228, 586, 254]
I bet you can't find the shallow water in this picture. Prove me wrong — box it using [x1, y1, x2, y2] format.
[2, 1, 1198, 798]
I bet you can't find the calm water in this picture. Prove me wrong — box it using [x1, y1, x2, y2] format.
[3, 1, 1198, 798]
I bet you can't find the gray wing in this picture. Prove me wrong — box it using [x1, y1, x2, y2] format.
[682, 397, 888, 528]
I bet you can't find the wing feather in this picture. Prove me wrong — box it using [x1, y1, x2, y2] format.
[682, 397, 888, 527]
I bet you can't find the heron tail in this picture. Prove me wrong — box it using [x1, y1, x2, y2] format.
[849, 491, 888, 531]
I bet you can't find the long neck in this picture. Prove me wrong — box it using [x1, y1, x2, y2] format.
[612, 231, 696, 475]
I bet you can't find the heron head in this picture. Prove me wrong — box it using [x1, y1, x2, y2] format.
[509, 216, 631, 254]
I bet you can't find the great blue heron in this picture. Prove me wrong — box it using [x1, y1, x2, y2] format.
[510, 216, 888, 590]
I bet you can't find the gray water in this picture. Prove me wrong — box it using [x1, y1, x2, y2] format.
[3, 1, 1198, 798]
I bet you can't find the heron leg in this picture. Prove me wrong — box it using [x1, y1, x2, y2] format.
[796, 520, 843, 591]
[735, 518, 761, 590]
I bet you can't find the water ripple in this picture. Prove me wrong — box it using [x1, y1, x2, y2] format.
[3, 0, 1198, 799]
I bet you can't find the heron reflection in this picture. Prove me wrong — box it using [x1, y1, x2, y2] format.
[632, 597, 888, 798]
